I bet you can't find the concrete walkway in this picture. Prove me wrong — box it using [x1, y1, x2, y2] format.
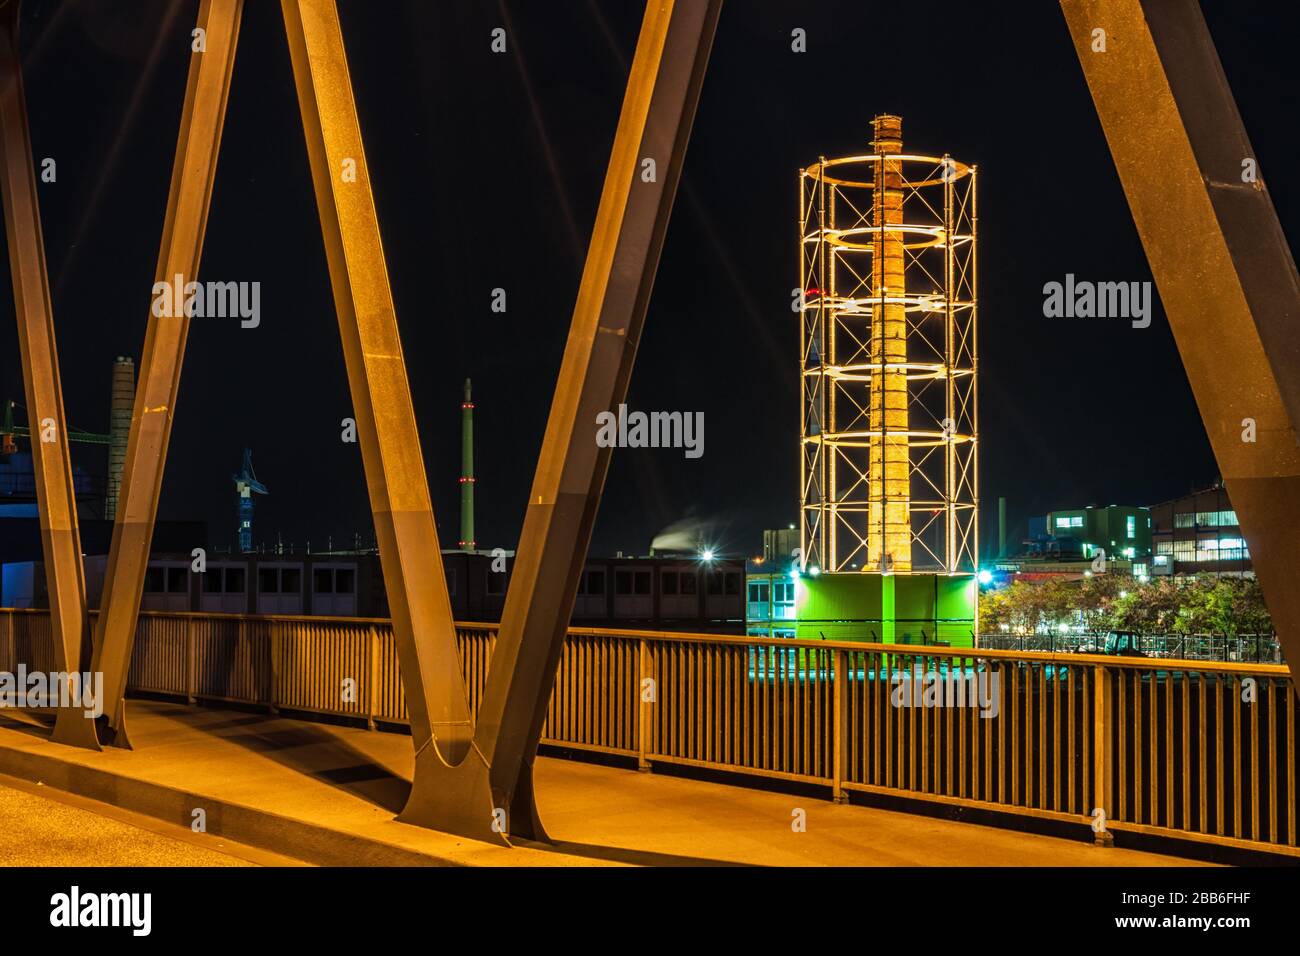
[0, 702, 1205, 867]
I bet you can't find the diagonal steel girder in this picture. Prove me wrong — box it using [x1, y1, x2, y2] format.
[1062, 0, 1300, 684]
[398, 0, 724, 845]
[280, 0, 472, 761]
[91, 0, 244, 748]
[0, 1, 98, 748]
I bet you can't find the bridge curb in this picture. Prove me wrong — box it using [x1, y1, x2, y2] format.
[0, 735, 464, 866]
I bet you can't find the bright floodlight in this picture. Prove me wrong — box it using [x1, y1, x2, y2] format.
[977, 569, 993, 585]
[701, 549, 715, 561]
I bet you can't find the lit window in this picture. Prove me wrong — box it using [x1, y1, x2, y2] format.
[1071, 516, 1083, 528]
[1126, 515, 1135, 538]
[1055, 517, 1071, 529]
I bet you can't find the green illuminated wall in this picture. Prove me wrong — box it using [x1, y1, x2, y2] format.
[793, 572, 976, 647]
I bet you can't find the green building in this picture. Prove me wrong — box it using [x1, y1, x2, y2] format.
[745, 526, 977, 647]
[1045, 504, 1152, 561]
[791, 571, 976, 647]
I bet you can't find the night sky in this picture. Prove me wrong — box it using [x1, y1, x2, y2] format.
[0, 1, 1294, 560]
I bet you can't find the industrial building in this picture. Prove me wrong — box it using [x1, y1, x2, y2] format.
[987, 503, 1150, 582]
[2, 549, 744, 630]
[1149, 483, 1252, 578]
[1043, 504, 1152, 561]
[1023, 503, 1151, 562]
[745, 528, 801, 637]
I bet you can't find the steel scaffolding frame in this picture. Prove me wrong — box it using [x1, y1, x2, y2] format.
[799, 143, 978, 576]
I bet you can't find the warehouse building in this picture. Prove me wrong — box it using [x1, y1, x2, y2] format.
[1149, 483, 1252, 578]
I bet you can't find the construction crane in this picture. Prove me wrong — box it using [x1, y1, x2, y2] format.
[1, 398, 112, 455]
[232, 448, 268, 553]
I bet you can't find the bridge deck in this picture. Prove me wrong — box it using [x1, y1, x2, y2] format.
[0, 702, 1205, 867]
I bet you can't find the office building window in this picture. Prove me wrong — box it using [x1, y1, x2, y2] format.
[1126, 515, 1135, 539]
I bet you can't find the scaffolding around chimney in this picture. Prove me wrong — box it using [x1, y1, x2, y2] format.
[799, 116, 978, 576]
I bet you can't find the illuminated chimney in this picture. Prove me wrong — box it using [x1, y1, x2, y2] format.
[799, 116, 979, 577]
[868, 114, 911, 572]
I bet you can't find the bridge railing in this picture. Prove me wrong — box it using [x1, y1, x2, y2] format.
[1, 607, 1295, 855]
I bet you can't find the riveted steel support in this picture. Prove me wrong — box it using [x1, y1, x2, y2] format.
[1063, 0, 1300, 687]
[399, 0, 723, 845]
[281, 0, 472, 764]
[0, 1, 99, 749]
[90, 0, 243, 748]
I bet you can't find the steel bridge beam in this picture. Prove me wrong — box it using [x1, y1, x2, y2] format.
[90, 0, 244, 747]
[280, 0, 472, 761]
[398, 0, 723, 844]
[0, 2, 98, 748]
[1062, 0, 1300, 683]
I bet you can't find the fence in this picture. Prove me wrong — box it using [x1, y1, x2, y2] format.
[1, 607, 1296, 855]
[978, 631, 1281, 663]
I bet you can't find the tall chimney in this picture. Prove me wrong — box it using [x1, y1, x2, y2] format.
[106, 356, 134, 521]
[998, 496, 1007, 558]
[458, 378, 475, 551]
[867, 114, 911, 572]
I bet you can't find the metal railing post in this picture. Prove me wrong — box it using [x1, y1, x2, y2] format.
[185, 616, 196, 705]
[637, 637, 651, 772]
[833, 647, 847, 803]
[1092, 663, 1114, 845]
[268, 622, 280, 715]
[367, 624, 378, 731]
